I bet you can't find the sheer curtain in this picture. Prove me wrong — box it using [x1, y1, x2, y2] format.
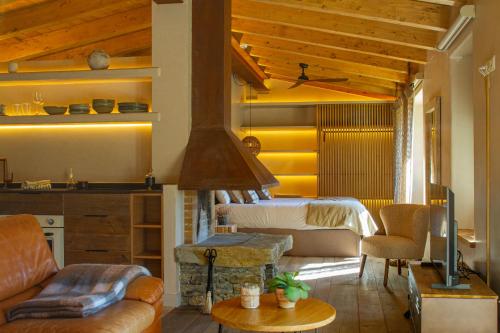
[393, 86, 415, 204]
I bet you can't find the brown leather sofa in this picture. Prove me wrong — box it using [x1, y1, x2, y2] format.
[0, 215, 164, 333]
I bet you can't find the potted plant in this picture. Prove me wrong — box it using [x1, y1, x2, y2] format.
[268, 272, 311, 309]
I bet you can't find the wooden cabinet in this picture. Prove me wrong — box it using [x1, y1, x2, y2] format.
[0, 190, 165, 279]
[0, 193, 63, 215]
[408, 264, 498, 333]
[64, 194, 131, 265]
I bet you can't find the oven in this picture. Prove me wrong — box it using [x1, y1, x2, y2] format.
[0, 215, 64, 268]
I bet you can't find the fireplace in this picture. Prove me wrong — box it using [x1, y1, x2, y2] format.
[184, 190, 215, 244]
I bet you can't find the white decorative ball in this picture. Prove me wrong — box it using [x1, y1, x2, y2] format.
[87, 50, 110, 70]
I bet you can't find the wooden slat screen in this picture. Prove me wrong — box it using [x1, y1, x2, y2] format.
[317, 103, 394, 225]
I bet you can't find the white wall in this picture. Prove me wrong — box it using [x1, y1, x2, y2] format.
[411, 89, 426, 204]
[450, 41, 475, 229]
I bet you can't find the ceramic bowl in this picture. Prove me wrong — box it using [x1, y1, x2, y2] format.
[69, 104, 90, 115]
[92, 99, 115, 113]
[93, 99, 115, 105]
[43, 106, 67, 115]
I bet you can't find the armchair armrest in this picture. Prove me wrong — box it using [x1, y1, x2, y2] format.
[125, 276, 164, 305]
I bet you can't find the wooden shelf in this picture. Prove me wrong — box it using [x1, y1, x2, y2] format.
[458, 229, 477, 249]
[131, 194, 163, 278]
[259, 150, 318, 153]
[133, 252, 162, 260]
[241, 126, 316, 131]
[274, 174, 318, 177]
[133, 224, 161, 229]
[242, 101, 391, 107]
[0, 67, 160, 86]
[0, 113, 160, 125]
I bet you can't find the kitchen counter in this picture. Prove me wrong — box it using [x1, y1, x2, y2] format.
[0, 182, 163, 194]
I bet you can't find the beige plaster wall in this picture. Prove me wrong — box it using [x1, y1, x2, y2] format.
[424, 0, 500, 292]
[0, 125, 151, 182]
[0, 82, 152, 182]
[472, 0, 500, 292]
[151, 1, 191, 184]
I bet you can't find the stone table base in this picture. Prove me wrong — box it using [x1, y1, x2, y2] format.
[180, 262, 277, 305]
[175, 233, 293, 306]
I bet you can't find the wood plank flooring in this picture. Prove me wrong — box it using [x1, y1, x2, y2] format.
[163, 256, 412, 333]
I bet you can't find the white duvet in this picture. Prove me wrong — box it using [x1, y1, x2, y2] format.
[216, 198, 377, 236]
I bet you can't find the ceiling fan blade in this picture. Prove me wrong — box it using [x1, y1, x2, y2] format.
[311, 78, 349, 83]
[288, 80, 306, 89]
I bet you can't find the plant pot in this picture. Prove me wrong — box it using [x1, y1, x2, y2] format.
[274, 288, 296, 309]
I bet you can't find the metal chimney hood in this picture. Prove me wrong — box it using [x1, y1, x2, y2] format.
[178, 0, 278, 190]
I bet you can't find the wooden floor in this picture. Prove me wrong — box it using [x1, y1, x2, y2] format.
[163, 256, 412, 333]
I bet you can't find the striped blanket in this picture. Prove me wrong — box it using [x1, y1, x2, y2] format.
[7, 264, 150, 321]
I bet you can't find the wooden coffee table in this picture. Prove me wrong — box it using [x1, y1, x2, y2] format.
[212, 293, 336, 332]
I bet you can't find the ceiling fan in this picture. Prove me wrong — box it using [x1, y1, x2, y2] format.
[288, 63, 348, 89]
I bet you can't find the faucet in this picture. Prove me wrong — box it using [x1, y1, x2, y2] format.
[0, 158, 13, 188]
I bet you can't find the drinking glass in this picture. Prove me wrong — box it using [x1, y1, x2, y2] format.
[33, 91, 44, 115]
[12, 104, 21, 116]
[22, 103, 32, 116]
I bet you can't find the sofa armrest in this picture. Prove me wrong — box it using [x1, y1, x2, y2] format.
[125, 276, 164, 305]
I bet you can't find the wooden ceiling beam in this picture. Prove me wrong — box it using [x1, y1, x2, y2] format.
[269, 73, 396, 101]
[231, 37, 269, 91]
[0, 6, 151, 62]
[0, 0, 149, 42]
[233, 18, 428, 64]
[241, 34, 409, 74]
[416, 0, 459, 5]
[33, 29, 152, 61]
[259, 59, 398, 89]
[252, 0, 450, 31]
[233, 0, 437, 50]
[0, 0, 48, 14]
[250, 46, 408, 83]
[154, 0, 183, 3]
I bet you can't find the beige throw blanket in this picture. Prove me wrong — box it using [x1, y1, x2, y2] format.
[306, 197, 378, 236]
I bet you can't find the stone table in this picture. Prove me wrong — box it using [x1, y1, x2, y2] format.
[175, 233, 293, 306]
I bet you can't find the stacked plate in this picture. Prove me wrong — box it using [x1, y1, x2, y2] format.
[118, 102, 148, 113]
[92, 99, 115, 114]
[69, 104, 90, 115]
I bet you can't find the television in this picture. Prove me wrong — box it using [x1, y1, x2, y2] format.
[429, 184, 469, 289]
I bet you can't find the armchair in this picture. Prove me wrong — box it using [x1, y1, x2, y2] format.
[359, 204, 429, 287]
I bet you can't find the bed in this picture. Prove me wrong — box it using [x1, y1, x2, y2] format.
[216, 197, 378, 257]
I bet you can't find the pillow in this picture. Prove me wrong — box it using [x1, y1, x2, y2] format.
[215, 190, 231, 204]
[242, 190, 260, 204]
[256, 188, 272, 200]
[228, 190, 245, 204]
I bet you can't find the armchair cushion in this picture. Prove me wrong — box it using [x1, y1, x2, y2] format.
[124, 276, 164, 305]
[380, 204, 425, 239]
[361, 235, 421, 259]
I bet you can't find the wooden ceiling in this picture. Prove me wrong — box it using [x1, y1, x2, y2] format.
[0, 0, 152, 62]
[233, 0, 462, 99]
[0, 0, 461, 98]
